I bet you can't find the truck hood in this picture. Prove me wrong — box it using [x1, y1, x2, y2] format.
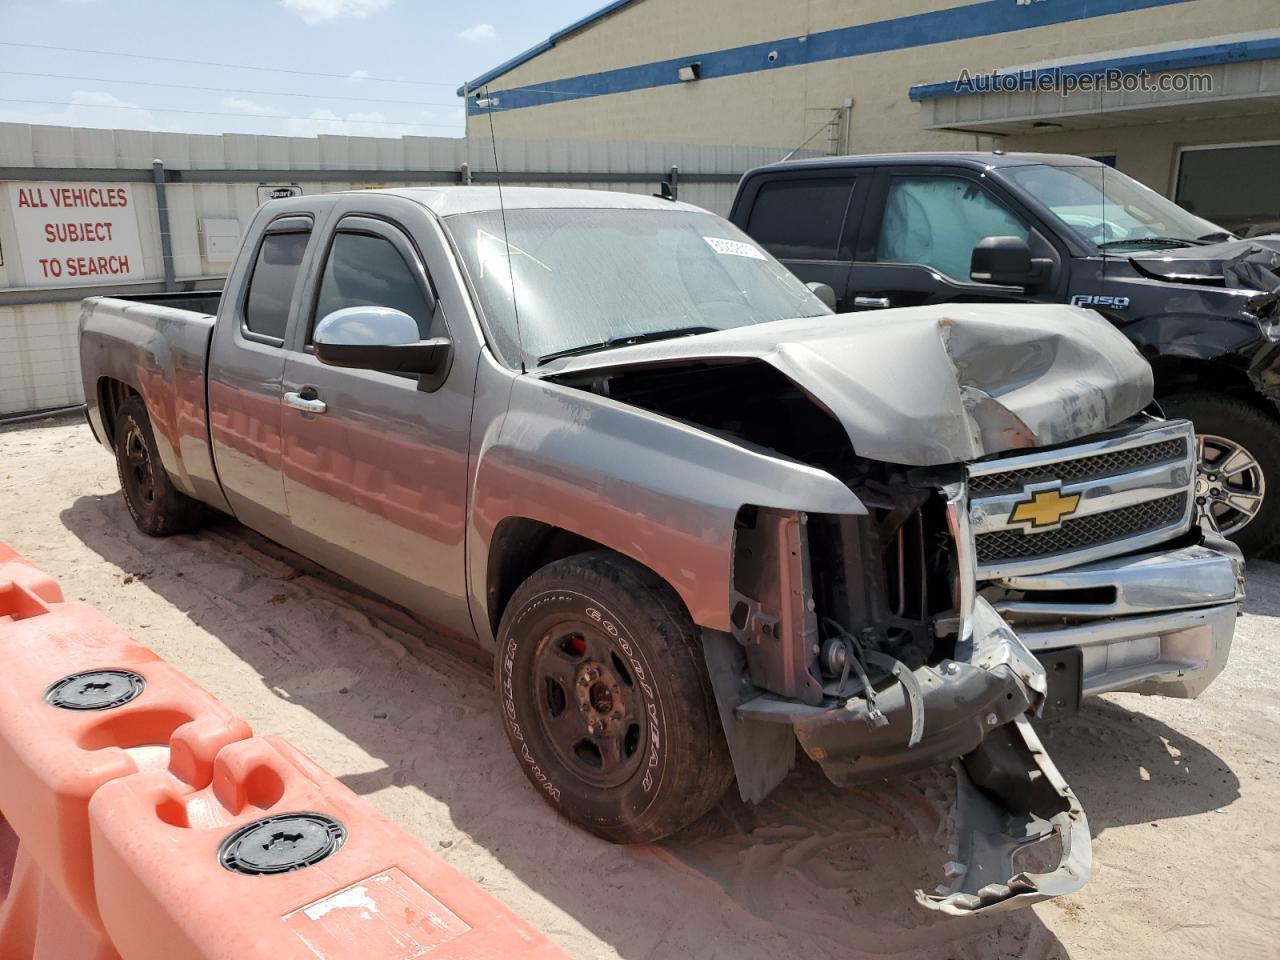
[537, 303, 1153, 466]
[1129, 236, 1280, 292]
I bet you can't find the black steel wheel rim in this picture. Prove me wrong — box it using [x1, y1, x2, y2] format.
[531, 620, 648, 789]
[123, 421, 156, 505]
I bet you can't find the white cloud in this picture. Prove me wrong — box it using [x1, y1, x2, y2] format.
[0, 90, 175, 133]
[222, 98, 286, 117]
[0, 93, 466, 140]
[281, 107, 438, 138]
[281, 0, 391, 24]
[458, 23, 496, 41]
[349, 69, 370, 80]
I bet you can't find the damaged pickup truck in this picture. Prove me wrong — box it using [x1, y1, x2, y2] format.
[78, 188, 1243, 915]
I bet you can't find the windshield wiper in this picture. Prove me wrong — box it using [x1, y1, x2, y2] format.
[1098, 237, 1203, 250]
[537, 326, 717, 365]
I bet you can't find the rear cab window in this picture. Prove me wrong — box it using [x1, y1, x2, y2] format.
[745, 177, 858, 261]
[242, 217, 312, 344]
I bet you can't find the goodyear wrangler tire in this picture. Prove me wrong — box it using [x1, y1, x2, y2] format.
[114, 395, 208, 537]
[495, 550, 734, 844]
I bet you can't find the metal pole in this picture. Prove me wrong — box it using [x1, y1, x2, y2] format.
[151, 159, 176, 292]
[668, 165, 680, 202]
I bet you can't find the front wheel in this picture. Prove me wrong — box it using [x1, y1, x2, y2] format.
[495, 551, 734, 843]
[1162, 393, 1280, 554]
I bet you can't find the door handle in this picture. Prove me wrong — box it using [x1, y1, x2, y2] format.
[283, 391, 327, 415]
[853, 296, 892, 309]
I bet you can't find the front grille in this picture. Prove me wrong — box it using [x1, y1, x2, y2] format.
[969, 437, 1187, 494]
[975, 493, 1188, 564]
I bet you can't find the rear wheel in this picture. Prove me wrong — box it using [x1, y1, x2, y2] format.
[1162, 393, 1280, 554]
[113, 395, 207, 537]
[495, 550, 734, 843]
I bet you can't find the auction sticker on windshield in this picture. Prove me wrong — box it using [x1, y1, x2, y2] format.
[704, 236, 767, 260]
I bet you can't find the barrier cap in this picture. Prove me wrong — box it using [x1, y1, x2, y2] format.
[218, 813, 347, 875]
[44, 670, 146, 711]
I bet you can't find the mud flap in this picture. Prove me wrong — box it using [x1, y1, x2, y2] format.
[916, 715, 1092, 915]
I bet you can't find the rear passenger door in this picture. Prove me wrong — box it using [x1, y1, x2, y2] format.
[207, 213, 315, 544]
[737, 174, 864, 310]
[279, 202, 476, 637]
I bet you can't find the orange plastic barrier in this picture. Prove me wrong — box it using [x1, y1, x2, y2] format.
[0, 544, 568, 960]
[0, 577, 252, 931]
[0, 546, 62, 621]
[90, 735, 570, 960]
[0, 845, 119, 960]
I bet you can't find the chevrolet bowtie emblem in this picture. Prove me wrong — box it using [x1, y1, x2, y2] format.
[1008, 487, 1082, 530]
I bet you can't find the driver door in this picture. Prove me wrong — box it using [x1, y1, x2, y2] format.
[846, 171, 1049, 310]
[279, 206, 475, 636]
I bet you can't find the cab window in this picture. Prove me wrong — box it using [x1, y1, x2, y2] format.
[746, 177, 856, 261]
[877, 176, 1028, 281]
[313, 231, 435, 340]
[243, 231, 308, 341]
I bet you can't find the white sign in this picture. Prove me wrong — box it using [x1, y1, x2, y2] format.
[7, 181, 145, 286]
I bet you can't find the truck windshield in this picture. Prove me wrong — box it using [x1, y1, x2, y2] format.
[1004, 163, 1229, 253]
[445, 207, 832, 367]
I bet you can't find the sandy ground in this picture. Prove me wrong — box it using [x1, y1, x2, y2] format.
[2, 413, 1278, 960]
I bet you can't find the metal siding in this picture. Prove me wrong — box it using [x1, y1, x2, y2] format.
[0, 122, 807, 415]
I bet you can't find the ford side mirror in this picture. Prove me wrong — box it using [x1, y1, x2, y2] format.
[970, 236, 1034, 286]
[806, 281, 837, 310]
[314, 306, 453, 382]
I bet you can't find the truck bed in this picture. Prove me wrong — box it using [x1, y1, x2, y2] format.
[78, 295, 229, 515]
[113, 289, 224, 316]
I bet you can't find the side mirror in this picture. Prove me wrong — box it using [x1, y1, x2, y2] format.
[314, 306, 452, 378]
[970, 236, 1034, 286]
[806, 281, 837, 310]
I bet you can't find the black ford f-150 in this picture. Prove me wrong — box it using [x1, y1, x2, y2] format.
[730, 152, 1280, 553]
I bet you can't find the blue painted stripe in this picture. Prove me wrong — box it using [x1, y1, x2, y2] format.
[909, 35, 1280, 100]
[463, 0, 1193, 113]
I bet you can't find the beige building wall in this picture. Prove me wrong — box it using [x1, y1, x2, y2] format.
[468, 0, 1280, 163]
[1005, 112, 1280, 198]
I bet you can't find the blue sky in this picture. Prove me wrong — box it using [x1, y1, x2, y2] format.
[0, 0, 605, 139]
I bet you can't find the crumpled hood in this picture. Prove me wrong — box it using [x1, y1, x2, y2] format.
[1130, 236, 1280, 291]
[538, 303, 1153, 466]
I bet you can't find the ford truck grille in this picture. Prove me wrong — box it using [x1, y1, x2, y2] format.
[966, 419, 1197, 578]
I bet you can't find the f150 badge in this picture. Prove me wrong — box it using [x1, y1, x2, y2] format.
[1009, 486, 1082, 530]
[1071, 294, 1131, 310]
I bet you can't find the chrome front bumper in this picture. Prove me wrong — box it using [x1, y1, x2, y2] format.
[993, 537, 1244, 700]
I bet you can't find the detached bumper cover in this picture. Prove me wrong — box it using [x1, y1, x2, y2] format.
[918, 716, 1092, 915]
[730, 537, 1239, 915]
[792, 597, 1092, 914]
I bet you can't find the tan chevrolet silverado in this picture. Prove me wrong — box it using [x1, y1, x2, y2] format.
[79, 187, 1243, 914]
